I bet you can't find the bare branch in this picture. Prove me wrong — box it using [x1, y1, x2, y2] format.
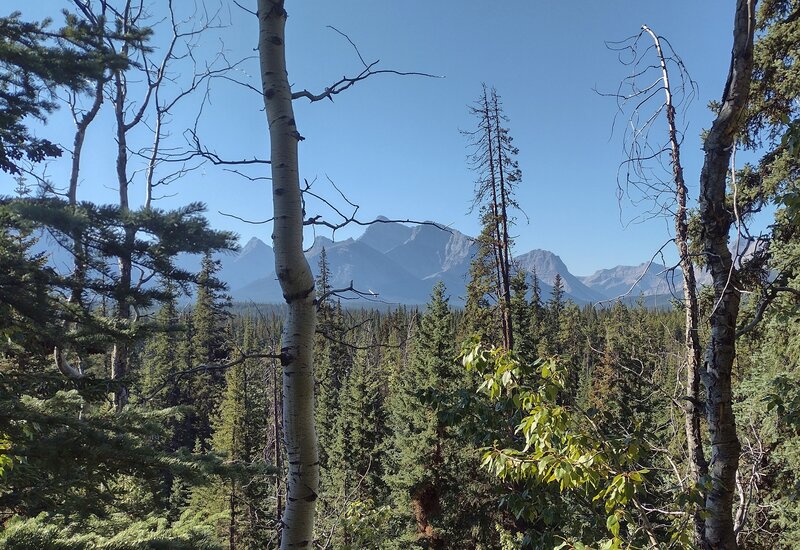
[315, 280, 378, 304]
[300, 176, 451, 239]
[142, 351, 282, 401]
[290, 27, 442, 103]
[219, 210, 275, 225]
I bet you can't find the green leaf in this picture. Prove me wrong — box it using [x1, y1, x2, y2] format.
[606, 513, 620, 537]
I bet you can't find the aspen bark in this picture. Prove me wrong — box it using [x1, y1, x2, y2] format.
[258, 2, 319, 547]
[697, 1, 756, 548]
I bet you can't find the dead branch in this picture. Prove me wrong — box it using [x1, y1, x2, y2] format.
[142, 351, 282, 401]
[300, 176, 451, 240]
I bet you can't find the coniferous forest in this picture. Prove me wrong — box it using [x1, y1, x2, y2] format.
[2, 1, 800, 549]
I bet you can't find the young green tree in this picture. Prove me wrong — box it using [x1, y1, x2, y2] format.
[510, 270, 535, 365]
[189, 254, 232, 452]
[385, 282, 464, 548]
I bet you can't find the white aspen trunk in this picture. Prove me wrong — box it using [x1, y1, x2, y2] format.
[257, 2, 319, 547]
[697, 1, 756, 548]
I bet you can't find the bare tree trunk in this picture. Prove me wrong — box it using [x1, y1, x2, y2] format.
[54, 74, 106, 381]
[491, 92, 514, 351]
[258, 2, 319, 547]
[480, 92, 510, 349]
[697, 1, 756, 547]
[112, 60, 133, 411]
[641, 25, 708, 546]
[229, 477, 237, 549]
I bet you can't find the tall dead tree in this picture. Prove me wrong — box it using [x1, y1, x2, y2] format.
[606, 4, 757, 545]
[464, 85, 523, 351]
[698, 1, 756, 547]
[77, 0, 228, 409]
[608, 24, 710, 545]
[641, 25, 709, 545]
[54, 1, 110, 381]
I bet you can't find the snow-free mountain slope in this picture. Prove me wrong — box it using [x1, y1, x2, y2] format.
[578, 262, 681, 299]
[514, 249, 607, 302]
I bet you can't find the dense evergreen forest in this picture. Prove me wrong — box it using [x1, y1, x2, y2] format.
[2, 1, 800, 549]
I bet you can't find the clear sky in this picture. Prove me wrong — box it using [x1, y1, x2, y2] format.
[4, 1, 755, 275]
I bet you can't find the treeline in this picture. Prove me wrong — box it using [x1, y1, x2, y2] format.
[5, 241, 798, 549]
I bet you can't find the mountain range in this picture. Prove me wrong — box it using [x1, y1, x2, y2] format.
[208, 219, 687, 306]
[33, 217, 695, 306]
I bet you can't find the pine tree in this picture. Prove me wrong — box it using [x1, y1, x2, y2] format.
[540, 273, 565, 356]
[189, 253, 232, 452]
[315, 247, 350, 474]
[464, 224, 500, 345]
[510, 270, 535, 364]
[325, 322, 387, 545]
[140, 282, 184, 408]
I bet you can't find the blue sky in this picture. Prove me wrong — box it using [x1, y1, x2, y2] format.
[5, 1, 754, 275]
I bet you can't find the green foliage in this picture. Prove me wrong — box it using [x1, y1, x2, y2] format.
[0, 12, 119, 174]
[384, 283, 489, 547]
[0, 512, 222, 549]
[186, 254, 232, 452]
[462, 343, 651, 548]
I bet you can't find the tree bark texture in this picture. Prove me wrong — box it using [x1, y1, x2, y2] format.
[697, 1, 756, 548]
[258, 2, 319, 548]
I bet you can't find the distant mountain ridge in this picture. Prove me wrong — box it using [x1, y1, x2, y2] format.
[207, 219, 692, 306]
[31, 217, 695, 306]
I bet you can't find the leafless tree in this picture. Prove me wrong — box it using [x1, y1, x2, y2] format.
[603, 24, 708, 545]
[605, 2, 759, 545]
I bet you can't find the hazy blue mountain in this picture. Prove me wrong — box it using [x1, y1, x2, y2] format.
[307, 237, 431, 302]
[234, 237, 432, 304]
[34, 215, 723, 307]
[356, 216, 413, 254]
[514, 249, 607, 303]
[385, 224, 476, 278]
[578, 262, 682, 299]
[219, 237, 275, 291]
[229, 227, 651, 306]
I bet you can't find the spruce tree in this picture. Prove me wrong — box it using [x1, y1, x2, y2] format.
[385, 282, 462, 548]
[510, 270, 535, 364]
[314, 247, 350, 473]
[189, 253, 232, 452]
[540, 273, 566, 355]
